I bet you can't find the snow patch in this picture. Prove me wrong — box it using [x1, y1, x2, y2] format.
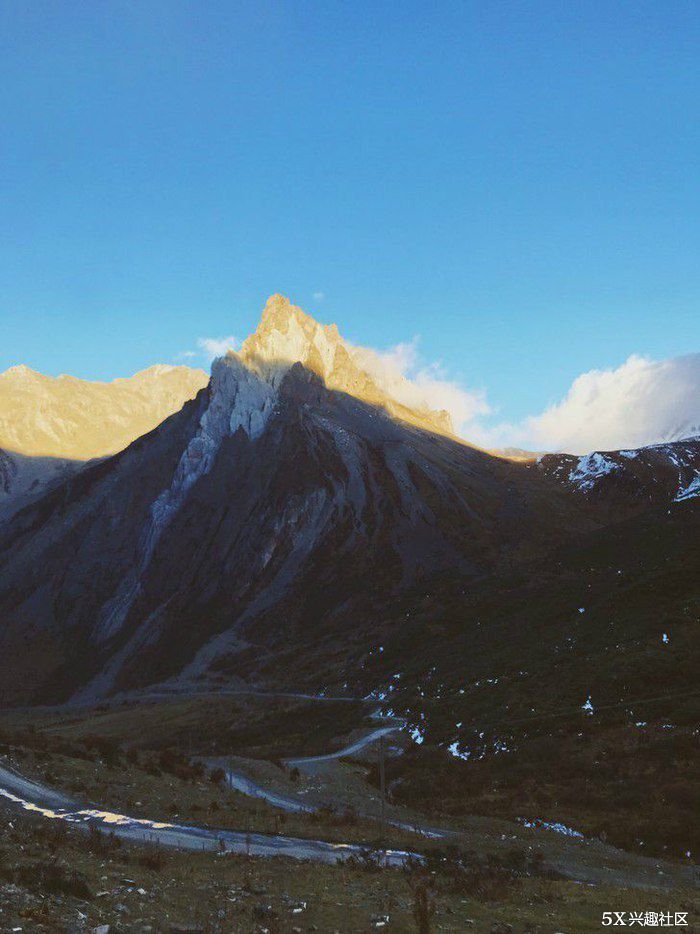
[568, 452, 619, 492]
[675, 474, 700, 502]
[448, 741, 470, 761]
[518, 817, 584, 839]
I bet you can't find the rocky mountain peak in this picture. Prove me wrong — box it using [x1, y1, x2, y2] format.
[1, 364, 42, 381]
[219, 295, 454, 438]
[241, 294, 342, 376]
[258, 292, 304, 327]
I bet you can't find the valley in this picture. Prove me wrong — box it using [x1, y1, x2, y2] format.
[0, 297, 698, 930]
[1, 692, 698, 930]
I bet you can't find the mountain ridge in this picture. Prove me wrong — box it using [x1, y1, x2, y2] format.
[0, 362, 209, 461]
[0, 350, 580, 707]
[0, 295, 698, 736]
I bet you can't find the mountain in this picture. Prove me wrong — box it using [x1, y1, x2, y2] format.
[0, 297, 697, 714]
[0, 448, 80, 519]
[535, 438, 700, 504]
[0, 295, 585, 706]
[0, 363, 208, 516]
[0, 362, 208, 459]
[235, 294, 454, 436]
[0, 294, 697, 859]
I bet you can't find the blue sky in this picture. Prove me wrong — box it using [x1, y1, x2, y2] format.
[1, 1, 699, 442]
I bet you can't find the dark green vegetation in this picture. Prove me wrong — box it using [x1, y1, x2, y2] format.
[354, 500, 700, 862]
[1, 694, 368, 758]
[381, 723, 698, 862]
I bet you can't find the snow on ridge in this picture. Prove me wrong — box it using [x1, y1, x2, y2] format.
[561, 434, 700, 478]
[568, 452, 619, 491]
[674, 474, 700, 502]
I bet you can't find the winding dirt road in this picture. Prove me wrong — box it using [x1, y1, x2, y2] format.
[0, 761, 415, 866]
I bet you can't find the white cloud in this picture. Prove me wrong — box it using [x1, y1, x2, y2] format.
[197, 335, 240, 361]
[520, 353, 700, 454]
[181, 315, 700, 457]
[175, 349, 197, 360]
[355, 347, 700, 455]
[349, 338, 492, 436]
[312, 291, 325, 301]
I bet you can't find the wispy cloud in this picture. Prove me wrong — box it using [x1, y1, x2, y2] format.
[351, 342, 700, 455]
[312, 291, 325, 301]
[349, 337, 491, 437]
[177, 334, 241, 364]
[196, 335, 240, 361]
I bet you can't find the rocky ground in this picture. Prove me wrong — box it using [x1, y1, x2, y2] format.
[3, 805, 699, 933]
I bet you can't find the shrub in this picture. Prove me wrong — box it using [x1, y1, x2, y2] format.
[15, 861, 92, 900]
[125, 746, 140, 765]
[82, 733, 121, 765]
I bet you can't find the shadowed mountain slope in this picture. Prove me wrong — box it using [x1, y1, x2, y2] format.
[0, 296, 697, 727]
[0, 360, 583, 706]
[0, 297, 589, 705]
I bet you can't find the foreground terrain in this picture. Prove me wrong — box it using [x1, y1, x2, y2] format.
[4, 805, 698, 933]
[1, 696, 698, 931]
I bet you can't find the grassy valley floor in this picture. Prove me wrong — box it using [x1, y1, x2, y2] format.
[0, 697, 698, 931]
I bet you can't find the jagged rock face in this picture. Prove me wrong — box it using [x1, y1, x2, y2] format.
[237, 295, 454, 436]
[0, 363, 208, 460]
